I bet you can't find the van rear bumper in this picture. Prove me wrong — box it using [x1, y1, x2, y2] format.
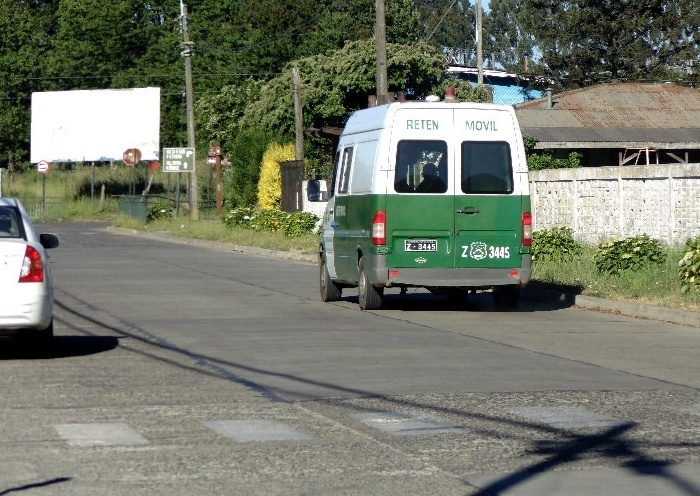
[369, 254, 532, 288]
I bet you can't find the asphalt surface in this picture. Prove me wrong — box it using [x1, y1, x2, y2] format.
[122, 226, 700, 329]
[6, 223, 693, 496]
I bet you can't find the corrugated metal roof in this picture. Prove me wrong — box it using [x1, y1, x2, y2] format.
[515, 83, 700, 146]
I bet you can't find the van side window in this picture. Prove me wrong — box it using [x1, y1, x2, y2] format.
[394, 140, 448, 194]
[329, 150, 340, 198]
[337, 147, 354, 194]
[461, 141, 513, 194]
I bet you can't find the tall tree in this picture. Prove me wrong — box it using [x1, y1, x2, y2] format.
[0, 0, 58, 167]
[47, 0, 150, 90]
[518, 0, 700, 86]
[418, 0, 475, 64]
[485, 0, 538, 73]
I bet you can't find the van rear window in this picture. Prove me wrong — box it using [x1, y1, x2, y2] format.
[461, 141, 513, 194]
[394, 140, 447, 194]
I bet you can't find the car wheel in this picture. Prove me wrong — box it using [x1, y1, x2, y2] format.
[320, 254, 342, 302]
[358, 259, 383, 310]
[493, 286, 520, 311]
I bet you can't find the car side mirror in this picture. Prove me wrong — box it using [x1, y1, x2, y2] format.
[40, 233, 60, 249]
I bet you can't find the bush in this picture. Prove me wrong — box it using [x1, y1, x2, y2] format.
[527, 151, 582, 170]
[222, 206, 256, 228]
[222, 207, 319, 237]
[593, 235, 666, 275]
[147, 203, 173, 222]
[257, 142, 296, 210]
[532, 227, 582, 262]
[678, 237, 700, 293]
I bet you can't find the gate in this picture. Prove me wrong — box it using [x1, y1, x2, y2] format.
[280, 160, 304, 212]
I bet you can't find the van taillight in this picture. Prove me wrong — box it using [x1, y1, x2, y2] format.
[522, 212, 532, 247]
[19, 245, 44, 283]
[371, 210, 386, 246]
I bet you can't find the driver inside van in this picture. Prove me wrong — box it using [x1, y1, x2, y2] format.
[416, 162, 447, 193]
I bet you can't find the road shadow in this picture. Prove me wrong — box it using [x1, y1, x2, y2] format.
[336, 287, 579, 313]
[0, 336, 119, 360]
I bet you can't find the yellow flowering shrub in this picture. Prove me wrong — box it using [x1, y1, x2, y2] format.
[257, 142, 295, 210]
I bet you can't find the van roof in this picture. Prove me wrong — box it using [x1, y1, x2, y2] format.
[343, 101, 516, 135]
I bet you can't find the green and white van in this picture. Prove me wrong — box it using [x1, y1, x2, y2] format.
[319, 99, 532, 310]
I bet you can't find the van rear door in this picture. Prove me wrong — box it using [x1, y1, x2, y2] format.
[452, 108, 525, 271]
[385, 108, 455, 270]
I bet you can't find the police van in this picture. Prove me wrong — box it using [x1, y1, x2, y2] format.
[319, 97, 532, 310]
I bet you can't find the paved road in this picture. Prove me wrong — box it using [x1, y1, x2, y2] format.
[0, 222, 698, 496]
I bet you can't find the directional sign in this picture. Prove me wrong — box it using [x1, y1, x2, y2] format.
[162, 147, 195, 173]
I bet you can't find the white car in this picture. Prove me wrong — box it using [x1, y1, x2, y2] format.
[0, 197, 59, 357]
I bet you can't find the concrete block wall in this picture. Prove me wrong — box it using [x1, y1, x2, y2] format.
[529, 164, 700, 246]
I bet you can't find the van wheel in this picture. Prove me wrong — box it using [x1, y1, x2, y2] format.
[493, 286, 520, 311]
[320, 254, 342, 302]
[358, 259, 383, 310]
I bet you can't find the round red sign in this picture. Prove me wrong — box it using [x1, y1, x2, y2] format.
[37, 160, 49, 173]
[123, 148, 142, 166]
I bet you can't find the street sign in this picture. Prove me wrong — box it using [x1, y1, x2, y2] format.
[162, 147, 195, 172]
[123, 148, 142, 166]
[37, 160, 50, 173]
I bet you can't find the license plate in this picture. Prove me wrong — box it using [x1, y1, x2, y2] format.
[405, 239, 437, 252]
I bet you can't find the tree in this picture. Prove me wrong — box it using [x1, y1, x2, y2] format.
[0, 0, 58, 167]
[47, 0, 149, 89]
[485, 0, 539, 73]
[517, 0, 700, 86]
[418, 0, 476, 64]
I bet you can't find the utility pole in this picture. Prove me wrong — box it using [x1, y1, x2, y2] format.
[181, 1, 199, 220]
[476, 0, 483, 85]
[375, 0, 388, 105]
[292, 66, 304, 161]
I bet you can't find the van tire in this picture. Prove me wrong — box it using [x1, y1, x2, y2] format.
[493, 286, 520, 311]
[320, 255, 342, 302]
[358, 259, 383, 310]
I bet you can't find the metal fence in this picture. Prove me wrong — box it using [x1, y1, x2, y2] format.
[17, 197, 66, 221]
[116, 195, 217, 223]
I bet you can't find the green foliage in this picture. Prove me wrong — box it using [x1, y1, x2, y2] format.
[528, 152, 582, 170]
[431, 77, 492, 103]
[514, 0, 699, 86]
[222, 206, 319, 237]
[147, 203, 174, 222]
[678, 237, 700, 293]
[523, 135, 538, 153]
[532, 227, 582, 262]
[223, 128, 276, 209]
[523, 136, 581, 170]
[594, 235, 667, 275]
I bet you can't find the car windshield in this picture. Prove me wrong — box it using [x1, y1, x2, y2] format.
[0, 206, 21, 238]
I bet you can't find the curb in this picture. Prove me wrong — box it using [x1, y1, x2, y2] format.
[523, 288, 700, 329]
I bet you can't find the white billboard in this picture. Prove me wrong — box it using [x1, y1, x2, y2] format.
[30, 87, 161, 163]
